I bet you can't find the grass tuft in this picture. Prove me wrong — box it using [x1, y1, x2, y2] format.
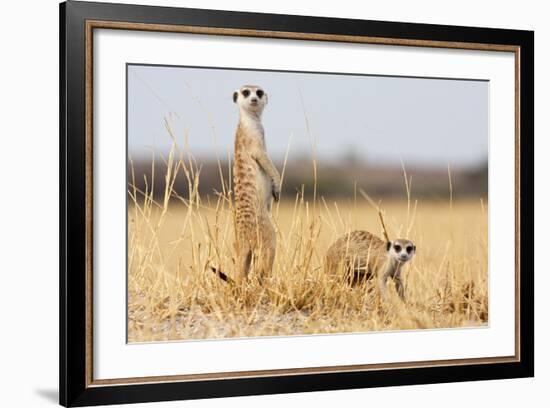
[127, 127, 488, 342]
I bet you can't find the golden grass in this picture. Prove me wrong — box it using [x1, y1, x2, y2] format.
[127, 142, 488, 343]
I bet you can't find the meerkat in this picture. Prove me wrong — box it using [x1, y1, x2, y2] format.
[324, 230, 416, 300]
[211, 85, 281, 285]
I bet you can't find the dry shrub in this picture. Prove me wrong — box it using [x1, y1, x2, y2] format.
[127, 125, 488, 342]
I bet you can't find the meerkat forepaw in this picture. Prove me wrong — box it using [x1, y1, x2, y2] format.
[272, 184, 281, 201]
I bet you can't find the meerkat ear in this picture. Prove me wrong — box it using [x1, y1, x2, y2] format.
[386, 241, 392, 251]
[233, 91, 238, 103]
[265, 93, 268, 104]
[413, 245, 416, 252]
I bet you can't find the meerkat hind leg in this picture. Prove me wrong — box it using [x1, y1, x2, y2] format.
[350, 258, 370, 286]
[235, 247, 253, 285]
[257, 243, 275, 285]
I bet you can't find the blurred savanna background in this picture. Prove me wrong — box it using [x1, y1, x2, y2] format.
[127, 64, 489, 342]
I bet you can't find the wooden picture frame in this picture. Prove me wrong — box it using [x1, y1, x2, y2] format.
[60, 1, 534, 406]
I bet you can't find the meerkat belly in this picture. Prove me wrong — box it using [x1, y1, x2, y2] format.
[254, 162, 272, 208]
[233, 157, 269, 213]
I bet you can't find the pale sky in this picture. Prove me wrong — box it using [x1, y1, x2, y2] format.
[127, 64, 488, 169]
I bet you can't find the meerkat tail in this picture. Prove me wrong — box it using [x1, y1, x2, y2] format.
[210, 266, 235, 284]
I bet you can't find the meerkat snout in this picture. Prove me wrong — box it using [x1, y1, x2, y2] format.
[386, 239, 416, 263]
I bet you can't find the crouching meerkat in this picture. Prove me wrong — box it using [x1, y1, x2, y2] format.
[324, 231, 416, 300]
[212, 85, 281, 285]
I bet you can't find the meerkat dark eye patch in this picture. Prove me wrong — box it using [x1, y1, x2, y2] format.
[394, 244, 402, 252]
[406, 245, 413, 254]
[256, 90, 264, 98]
[242, 89, 250, 98]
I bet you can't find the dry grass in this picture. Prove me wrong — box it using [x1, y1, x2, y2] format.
[127, 139, 488, 343]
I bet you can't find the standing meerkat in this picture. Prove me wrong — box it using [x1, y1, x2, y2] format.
[212, 85, 281, 285]
[324, 231, 416, 300]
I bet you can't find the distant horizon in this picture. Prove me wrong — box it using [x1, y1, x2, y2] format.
[127, 152, 488, 172]
[128, 64, 489, 170]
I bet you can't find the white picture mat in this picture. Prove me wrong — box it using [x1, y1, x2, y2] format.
[93, 29, 516, 380]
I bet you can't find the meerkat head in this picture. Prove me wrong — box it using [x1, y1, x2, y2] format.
[386, 239, 416, 263]
[233, 85, 268, 115]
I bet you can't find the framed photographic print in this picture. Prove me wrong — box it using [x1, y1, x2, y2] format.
[59, 1, 534, 406]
